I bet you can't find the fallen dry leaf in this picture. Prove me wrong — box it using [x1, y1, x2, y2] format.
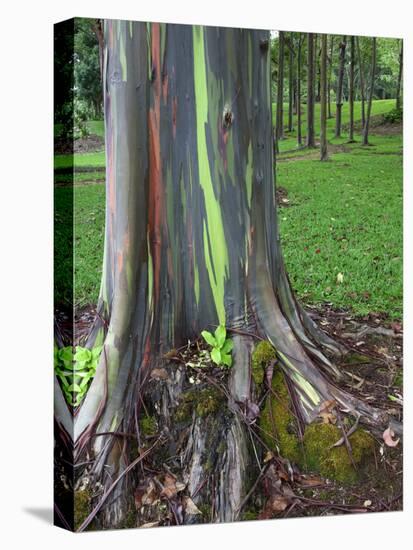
[299, 475, 324, 487]
[270, 495, 290, 512]
[150, 368, 169, 380]
[183, 496, 202, 515]
[135, 478, 159, 509]
[383, 427, 400, 447]
[160, 473, 186, 499]
[263, 451, 274, 463]
[318, 400, 337, 424]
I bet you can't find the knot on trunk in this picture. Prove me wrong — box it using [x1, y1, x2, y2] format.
[223, 105, 234, 129]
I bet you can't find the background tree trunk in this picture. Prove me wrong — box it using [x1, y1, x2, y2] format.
[315, 35, 320, 102]
[297, 34, 303, 146]
[320, 34, 328, 161]
[288, 33, 294, 132]
[306, 33, 316, 147]
[348, 36, 355, 142]
[363, 37, 377, 145]
[335, 36, 347, 138]
[275, 31, 285, 152]
[396, 41, 403, 110]
[356, 36, 366, 130]
[327, 35, 334, 119]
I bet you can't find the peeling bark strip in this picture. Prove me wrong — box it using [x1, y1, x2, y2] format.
[54, 20, 399, 529]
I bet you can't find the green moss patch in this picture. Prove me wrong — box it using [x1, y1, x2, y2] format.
[174, 387, 225, 423]
[140, 415, 158, 437]
[303, 423, 375, 484]
[74, 489, 92, 531]
[259, 366, 376, 484]
[251, 341, 277, 385]
[259, 369, 303, 464]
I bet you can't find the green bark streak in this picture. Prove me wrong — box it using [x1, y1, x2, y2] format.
[193, 26, 229, 324]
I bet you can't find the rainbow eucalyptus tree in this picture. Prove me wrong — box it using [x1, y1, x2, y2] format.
[54, 19, 400, 530]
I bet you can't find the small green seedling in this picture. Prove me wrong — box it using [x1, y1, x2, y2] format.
[201, 325, 233, 367]
[54, 344, 103, 406]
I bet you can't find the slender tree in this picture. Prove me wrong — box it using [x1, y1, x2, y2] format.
[396, 41, 403, 110]
[348, 36, 355, 142]
[356, 36, 366, 129]
[306, 33, 316, 147]
[335, 36, 347, 138]
[288, 33, 294, 132]
[314, 34, 320, 102]
[320, 34, 328, 160]
[296, 33, 303, 146]
[54, 21, 400, 530]
[363, 37, 377, 145]
[275, 31, 285, 152]
[327, 35, 334, 119]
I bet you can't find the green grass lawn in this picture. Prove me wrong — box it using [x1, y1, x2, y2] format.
[73, 184, 106, 306]
[278, 134, 402, 318]
[55, 100, 402, 319]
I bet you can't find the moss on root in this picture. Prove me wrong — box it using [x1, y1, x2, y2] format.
[74, 489, 92, 531]
[251, 341, 277, 385]
[259, 369, 303, 465]
[258, 361, 376, 484]
[174, 387, 225, 423]
[140, 414, 158, 437]
[303, 423, 375, 484]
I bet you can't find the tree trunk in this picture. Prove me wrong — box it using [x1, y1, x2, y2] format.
[348, 36, 355, 142]
[396, 41, 403, 110]
[306, 33, 316, 147]
[335, 36, 347, 138]
[54, 22, 399, 531]
[356, 36, 366, 130]
[315, 34, 321, 103]
[327, 35, 334, 119]
[362, 37, 377, 146]
[288, 33, 294, 132]
[275, 31, 285, 152]
[320, 34, 328, 161]
[297, 34, 303, 147]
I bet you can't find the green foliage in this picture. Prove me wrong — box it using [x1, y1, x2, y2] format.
[201, 325, 233, 367]
[383, 107, 403, 123]
[74, 18, 102, 119]
[54, 344, 103, 406]
[74, 99, 91, 139]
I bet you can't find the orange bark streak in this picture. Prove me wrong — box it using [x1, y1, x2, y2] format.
[148, 23, 163, 306]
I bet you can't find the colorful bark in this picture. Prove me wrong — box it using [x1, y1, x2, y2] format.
[54, 20, 395, 529]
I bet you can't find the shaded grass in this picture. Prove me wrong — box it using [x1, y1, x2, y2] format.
[55, 170, 105, 185]
[274, 99, 396, 153]
[54, 184, 105, 307]
[54, 151, 106, 170]
[277, 133, 402, 318]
